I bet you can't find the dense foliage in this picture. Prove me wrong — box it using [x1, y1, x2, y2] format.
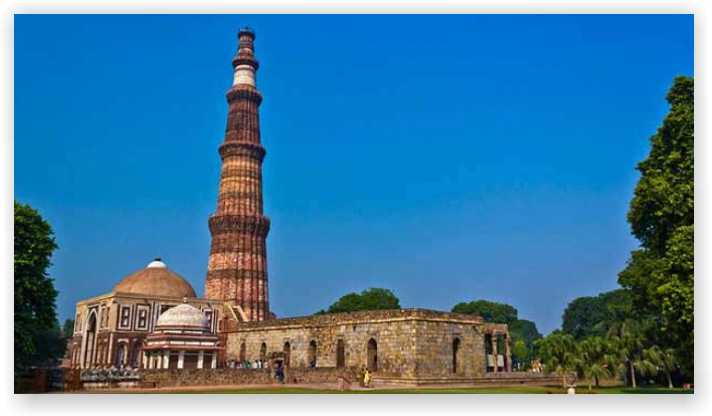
[537, 77, 694, 387]
[452, 299, 541, 368]
[317, 288, 401, 314]
[536, 320, 679, 390]
[618, 76, 694, 376]
[62, 319, 75, 339]
[14, 201, 59, 371]
[452, 300, 518, 324]
[561, 289, 633, 339]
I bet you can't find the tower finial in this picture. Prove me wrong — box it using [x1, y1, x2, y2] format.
[239, 26, 255, 39]
[232, 26, 258, 86]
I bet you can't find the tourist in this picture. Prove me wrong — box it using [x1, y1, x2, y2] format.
[363, 368, 372, 388]
[275, 362, 285, 383]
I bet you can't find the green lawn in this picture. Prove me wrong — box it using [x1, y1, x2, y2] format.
[143, 385, 692, 394]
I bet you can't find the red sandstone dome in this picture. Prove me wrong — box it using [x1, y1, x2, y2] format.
[113, 258, 197, 298]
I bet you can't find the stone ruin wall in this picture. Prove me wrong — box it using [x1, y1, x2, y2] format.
[225, 309, 489, 380]
[227, 316, 418, 378]
[412, 319, 487, 379]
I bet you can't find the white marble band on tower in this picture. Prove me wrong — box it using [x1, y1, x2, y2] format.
[233, 64, 256, 86]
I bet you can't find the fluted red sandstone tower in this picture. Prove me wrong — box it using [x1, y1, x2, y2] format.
[205, 28, 270, 321]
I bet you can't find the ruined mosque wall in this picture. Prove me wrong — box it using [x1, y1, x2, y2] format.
[225, 309, 489, 380]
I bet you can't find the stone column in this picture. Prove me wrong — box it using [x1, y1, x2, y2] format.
[491, 334, 498, 373]
[198, 350, 205, 369]
[163, 350, 170, 369]
[211, 352, 217, 369]
[504, 335, 512, 372]
[142, 352, 148, 369]
[178, 351, 185, 369]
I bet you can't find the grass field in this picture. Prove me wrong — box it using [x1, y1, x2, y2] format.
[137, 385, 692, 394]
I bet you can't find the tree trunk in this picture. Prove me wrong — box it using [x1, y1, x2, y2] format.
[595, 375, 600, 388]
[666, 372, 673, 389]
[629, 362, 637, 388]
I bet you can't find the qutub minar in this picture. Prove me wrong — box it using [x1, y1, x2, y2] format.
[205, 28, 271, 322]
[66, 28, 559, 387]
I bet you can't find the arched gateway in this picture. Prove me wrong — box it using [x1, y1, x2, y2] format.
[367, 338, 378, 371]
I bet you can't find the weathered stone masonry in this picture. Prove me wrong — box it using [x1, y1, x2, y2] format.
[224, 309, 511, 383]
[205, 27, 270, 322]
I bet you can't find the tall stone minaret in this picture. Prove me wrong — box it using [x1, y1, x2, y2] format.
[205, 28, 270, 321]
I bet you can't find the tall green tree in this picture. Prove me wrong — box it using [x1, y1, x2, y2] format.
[606, 319, 648, 388]
[507, 318, 542, 367]
[535, 332, 579, 388]
[618, 76, 694, 377]
[641, 345, 677, 389]
[14, 201, 59, 372]
[318, 288, 400, 314]
[577, 336, 612, 390]
[561, 289, 633, 339]
[62, 319, 75, 339]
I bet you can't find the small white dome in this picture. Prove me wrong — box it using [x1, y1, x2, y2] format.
[156, 303, 209, 330]
[146, 258, 167, 269]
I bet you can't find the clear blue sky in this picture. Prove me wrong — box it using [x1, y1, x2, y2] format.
[15, 14, 693, 334]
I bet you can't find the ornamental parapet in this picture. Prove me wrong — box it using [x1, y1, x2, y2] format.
[219, 141, 266, 162]
[208, 214, 270, 236]
[226, 85, 262, 104]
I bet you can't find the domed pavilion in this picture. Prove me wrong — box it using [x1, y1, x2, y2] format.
[142, 303, 220, 369]
[67, 258, 224, 369]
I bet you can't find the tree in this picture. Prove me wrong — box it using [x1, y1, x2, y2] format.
[319, 288, 400, 314]
[577, 336, 612, 390]
[14, 201, 59, 372]
[535, 332, 579, 388]
[62, 319, 75, 339]
[452, 300, 518, 324]
[511, 340, 529, 369]
[561, 289, 633, 339]
[607, 320, 647, 388]
[562, 296, 603, 339]
[642, 346, 677, 389]
[508, 319, 542, 368]
[619, 76, 694, 377]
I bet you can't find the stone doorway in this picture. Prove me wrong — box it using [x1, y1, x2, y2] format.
[115, 342, 127, 368]
[83, 312, 97, 368]
[367, 338, 378, 371]
[283, 342, 291, 367]
[336, 339, 345, 368]
[260, 343, 267, 361]
[308, 340, 317, 368]
[452, 337, 461, 374]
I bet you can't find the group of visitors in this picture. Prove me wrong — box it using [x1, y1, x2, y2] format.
[225, 358, 285, 383]
[226, 359, 268, 369]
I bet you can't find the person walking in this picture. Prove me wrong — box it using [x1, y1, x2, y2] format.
[363, 368, 372, 388]
[275, 362, 285, 383]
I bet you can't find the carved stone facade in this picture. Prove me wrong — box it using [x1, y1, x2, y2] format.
[67, 259, 223, 370]
[223, 309, 512, 384]
[205, 27, 270, 322]
[68, 290, 222, 369]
